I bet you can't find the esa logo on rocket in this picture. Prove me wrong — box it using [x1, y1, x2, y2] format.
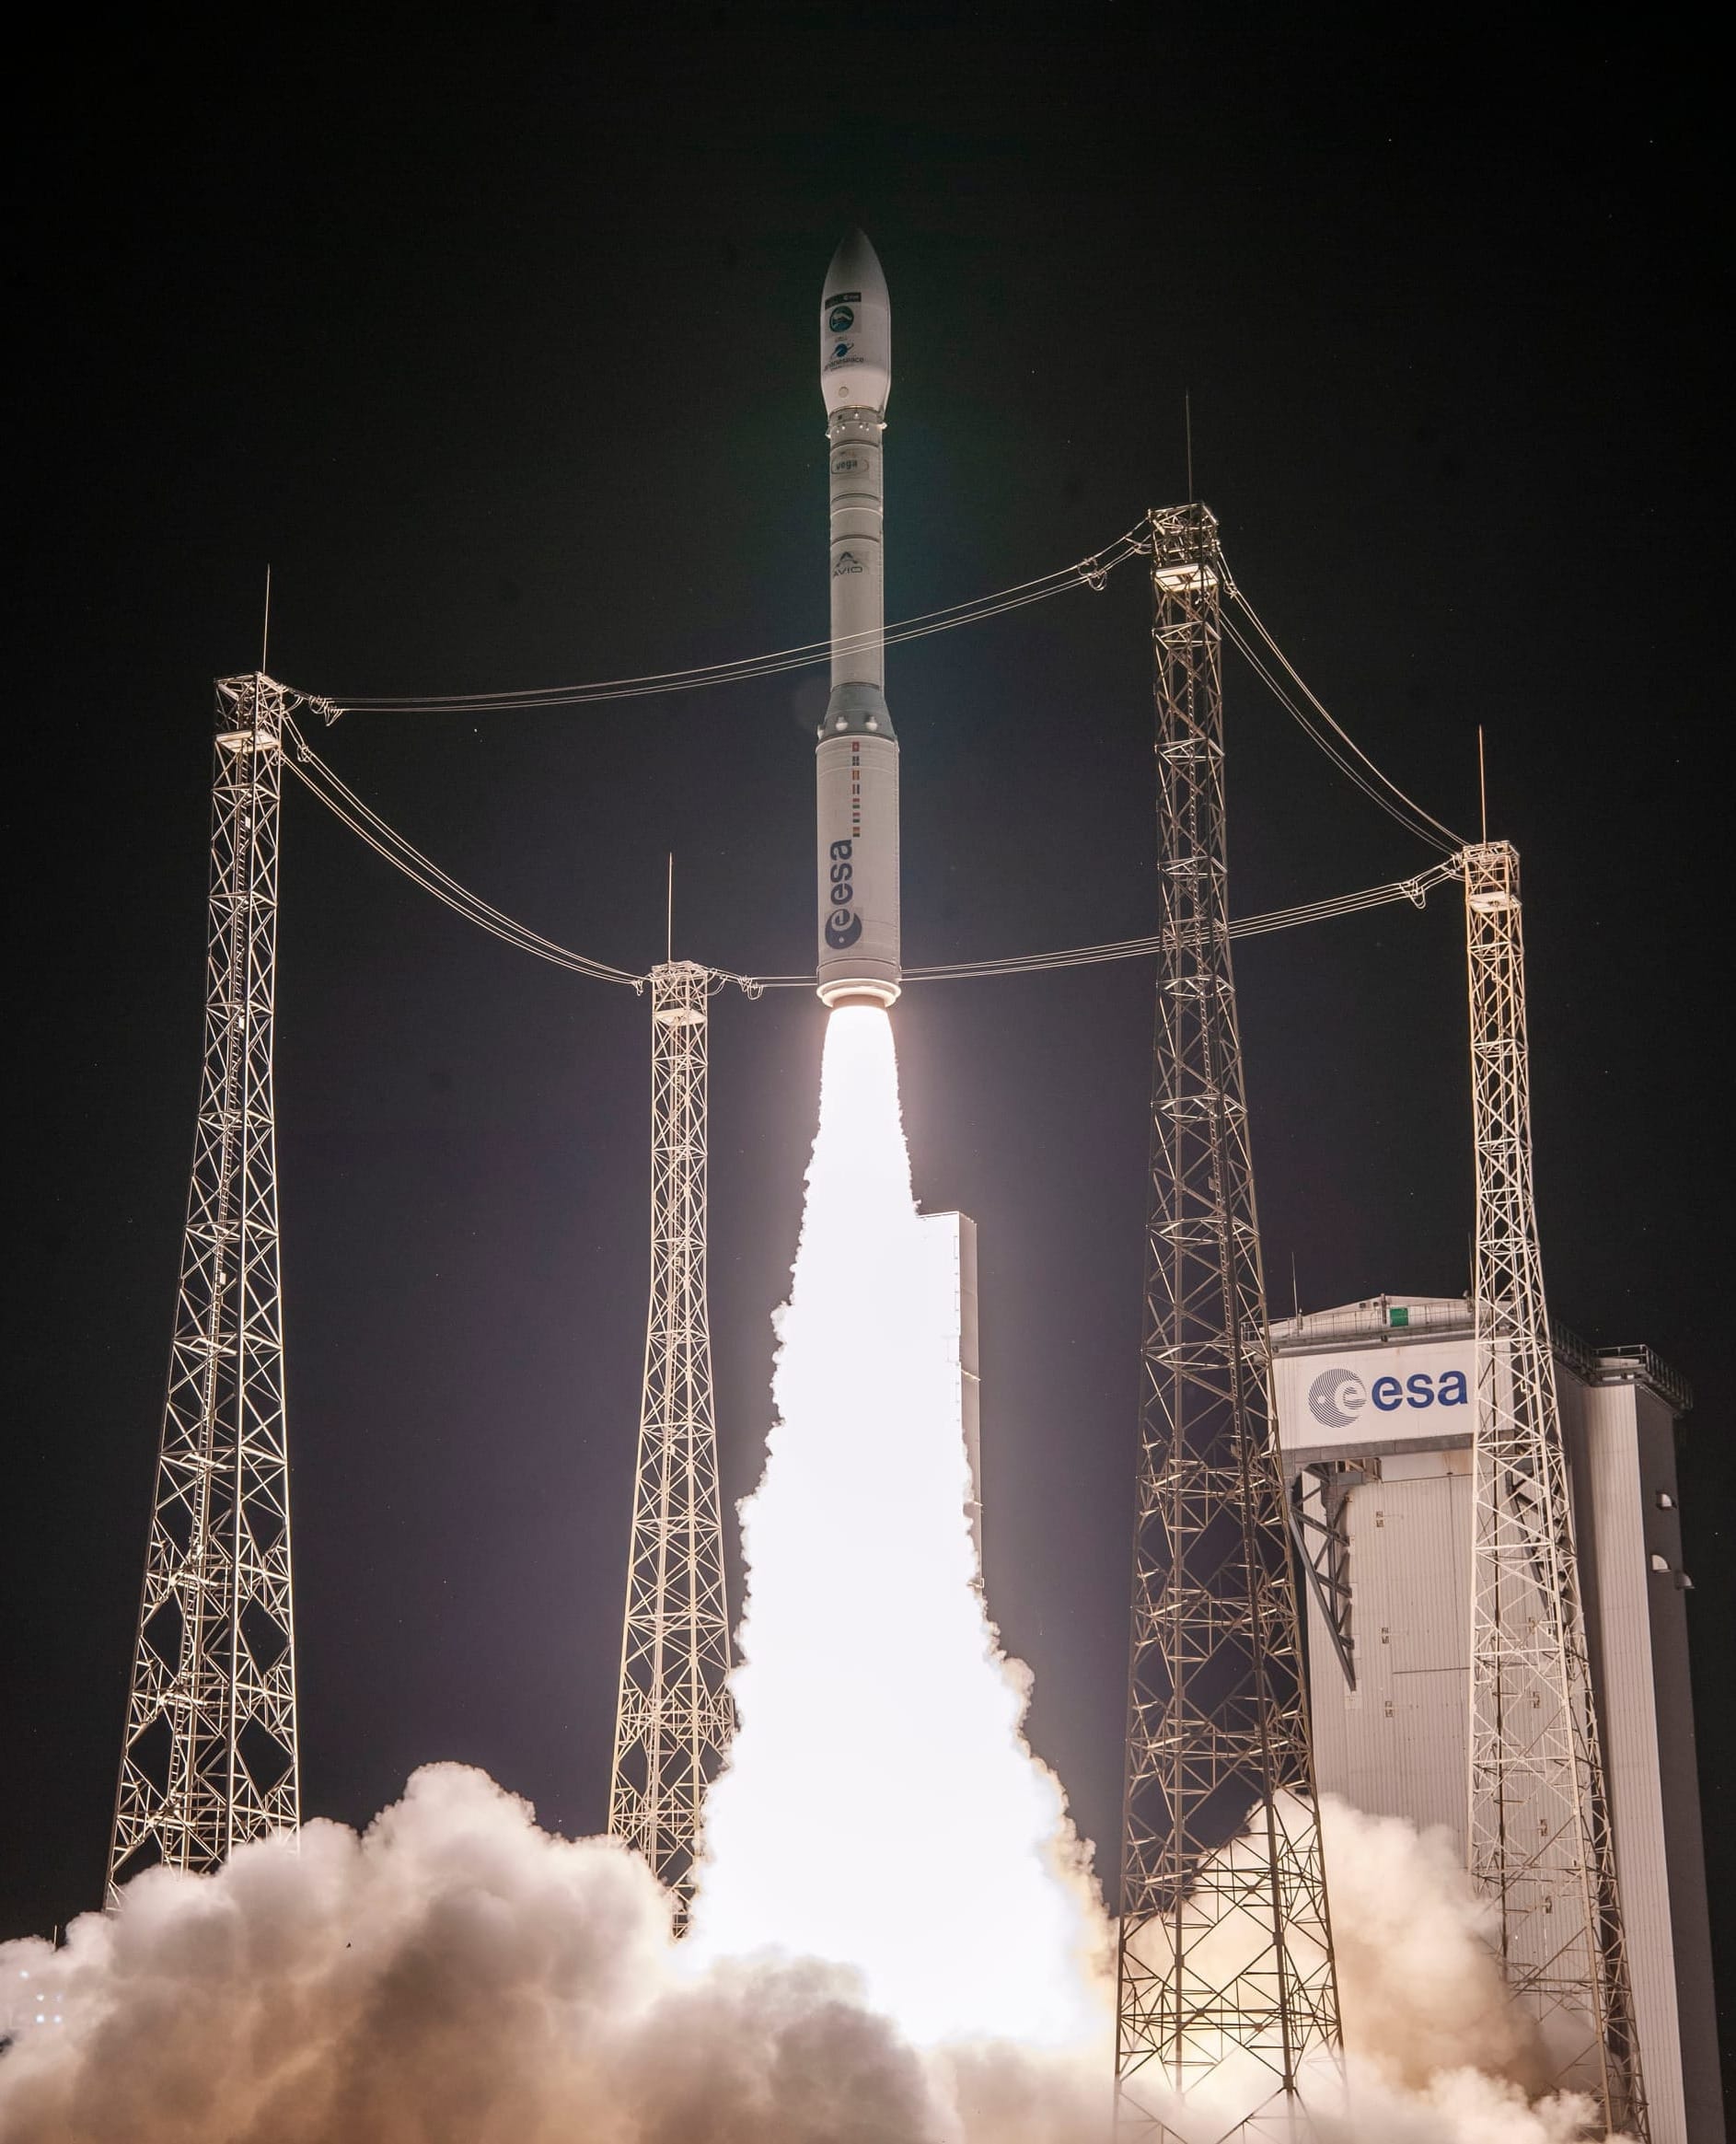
[1307, 1362, 1470, 1429]
[825, 840, 862, 949]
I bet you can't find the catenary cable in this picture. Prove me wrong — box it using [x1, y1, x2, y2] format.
[1215, 561, 1467, 853]
[285, 714, 1455, 998]
[288, 524, 1150, 719]
[721, 862, 1459, 993]
[282, 716, 642, 985]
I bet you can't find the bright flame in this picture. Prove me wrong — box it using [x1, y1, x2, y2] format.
[688, 1007, 1107, 2049]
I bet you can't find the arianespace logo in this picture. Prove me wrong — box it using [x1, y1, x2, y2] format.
[1306, 1362, 1470, 1431]
[825, 837, 862, 950]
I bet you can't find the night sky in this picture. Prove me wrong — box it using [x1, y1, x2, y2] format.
[6, 6, 1727, 2087]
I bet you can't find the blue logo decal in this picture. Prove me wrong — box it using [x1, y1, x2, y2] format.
[828, 304, 855, 333]
[1306, 1363, 1469, 1431]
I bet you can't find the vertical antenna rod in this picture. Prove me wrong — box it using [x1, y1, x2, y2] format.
[110, 674, 299, 1895]
[609, 959, 733, 1908]
[1463, 840, 1646, 2135]
[1116, 504, 1340, 2138]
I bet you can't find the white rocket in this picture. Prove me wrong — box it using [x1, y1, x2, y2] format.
[815, 230, 900, 1008]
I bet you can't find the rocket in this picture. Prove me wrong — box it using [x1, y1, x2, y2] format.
[815, 230, 900, 1008]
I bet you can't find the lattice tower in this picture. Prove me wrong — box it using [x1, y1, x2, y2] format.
[110, 675, 298, 1895]
[1463, 840, 1646, 2134]
[1117, 506, 1341, 2139]
[609, 960, 733, 1906]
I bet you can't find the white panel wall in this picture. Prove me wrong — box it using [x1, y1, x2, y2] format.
[919, 1211, 981, 1564]
[1278, 1313, 1720, 2143]
[1302, 1450, 1471, 1846]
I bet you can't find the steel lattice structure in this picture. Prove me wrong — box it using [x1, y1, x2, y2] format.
[609, 960, 733, 1906]
[110, 675, 299, 1895]
[1463, 840, 1646, 2135]
[1117, 506, 1340, 2139]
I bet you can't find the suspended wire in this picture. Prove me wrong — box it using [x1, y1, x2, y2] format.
[1220, 617, 1457, 856]
[1217, 561, 1467, 853]
[281, 715, 642, 986]
[288, 523, 1150, 719]
[274, 518, 1465, 994]
[723, 861, 1460, 992]
[284, 707, 1455, 999]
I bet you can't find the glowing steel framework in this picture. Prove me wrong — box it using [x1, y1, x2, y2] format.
[609, 960, 733, 1904]
[1117, 506, 1340, 2138]
[1463, 840, 1646, 2135]
[110, 675, 299, 1895]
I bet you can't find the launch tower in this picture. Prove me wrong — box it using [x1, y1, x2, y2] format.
[1116, 507, 1340, 2137]
[608, 959, 733, 1905]
[1462, 840, 1648, 2134]
[109, 675, 300, 1895]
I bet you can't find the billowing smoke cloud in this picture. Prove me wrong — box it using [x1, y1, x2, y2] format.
[1319, 1794, 1549, 2096]
[0, 1772, 1627, 2143]
[0, 1010, 1627, 2141]
[0, 1765, 1102, 2144]
[1118, 1793, 1620, 2144]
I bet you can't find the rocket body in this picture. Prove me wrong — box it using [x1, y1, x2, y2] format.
[816, 232, 901, 1008]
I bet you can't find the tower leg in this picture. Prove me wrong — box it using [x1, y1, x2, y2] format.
[1463, 840, 1647, 2135]
[109, 675, 298, 1895]
[1117, 509, 1340, 2138]
[609, 961, 733, 1907]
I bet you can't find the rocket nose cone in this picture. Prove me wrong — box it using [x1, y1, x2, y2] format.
[823, 228, 888, 309]
[820, 228, 891, 413]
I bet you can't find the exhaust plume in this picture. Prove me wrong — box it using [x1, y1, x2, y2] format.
[687, 1006, 1109, 2050]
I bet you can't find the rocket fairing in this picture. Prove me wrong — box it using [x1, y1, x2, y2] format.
[816, 230, 901, 1009]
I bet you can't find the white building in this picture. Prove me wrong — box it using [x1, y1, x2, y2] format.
[920, 1211, 982, 1562]
[1269, 1294, 1721, 2144]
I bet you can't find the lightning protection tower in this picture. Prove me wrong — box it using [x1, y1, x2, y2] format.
[609, 959, 733, 1906]
[1463, 840, 1646, 2135]
[110, 675, 299, 1895]
[1116, 506, 1340, 2139]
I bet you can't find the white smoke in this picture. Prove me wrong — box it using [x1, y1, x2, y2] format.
[1116, 1793, 1621, 2144]
[687, 1005, 1109, 2049]
[0, 1774, 1629, 2143]
[0, 1764, 1100, 2143]
[0, 1009, 1631, 2141]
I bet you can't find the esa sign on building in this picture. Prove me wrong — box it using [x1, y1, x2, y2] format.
[1274, 1339, 1476, 1454]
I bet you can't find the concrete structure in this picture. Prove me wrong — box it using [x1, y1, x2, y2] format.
[1271, 1294, 1721, 2143]
[920, 1211, 981, 1564]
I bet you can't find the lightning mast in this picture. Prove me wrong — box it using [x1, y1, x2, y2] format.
[609, 958, 733, 1905]
[1463, 840, 1646, 2135]
[110, 675, 299, 1894]
[1116, 505, 1340, 2138]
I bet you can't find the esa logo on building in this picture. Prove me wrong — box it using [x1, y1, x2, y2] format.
[1306, 1362, 1470, 1431]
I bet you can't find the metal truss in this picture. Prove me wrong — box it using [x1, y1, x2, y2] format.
[110, 675, 298, 1895]
[1288, 1462, 1366, 1693]
[1117, 507, 1340, 2139]
[1463, 840, 1646, 2135]
[609, 960, 733, 1906]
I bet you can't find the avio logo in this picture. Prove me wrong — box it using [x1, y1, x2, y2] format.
[825, 839, 862, 950]
[828, 304, 855, 332]
[1305, 1362, 1470, 1431]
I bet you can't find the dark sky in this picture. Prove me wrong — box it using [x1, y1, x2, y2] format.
[6, 3, 1727, 2077]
